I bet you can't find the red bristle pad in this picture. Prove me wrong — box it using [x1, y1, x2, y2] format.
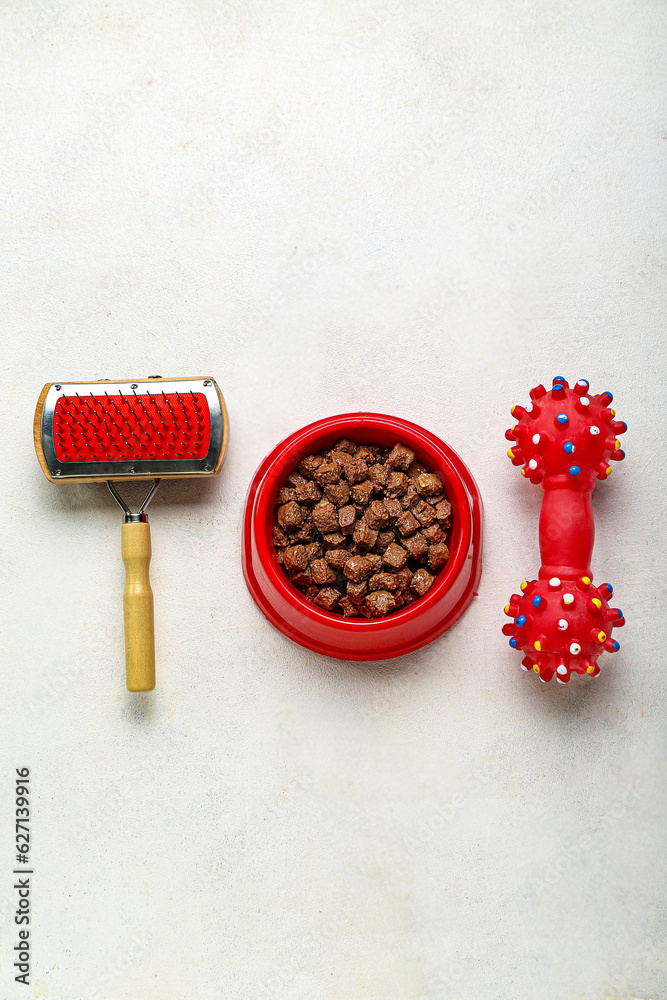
[53, 392, 211, 463]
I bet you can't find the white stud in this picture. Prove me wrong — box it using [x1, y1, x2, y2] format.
[558, 619, 568, 631]
[563, 593, 574, 605]
[590, 425, 600, 436]
[549, 577, 561, 588]
[577, 380, 588, 387]
[557, 664, 568, 675]
[528, 459, 538, 470]
[532, 433, 540, 444]
[569, 642, 581, 655]
[525, 402, 533, 412]
[580, 396, 590, 407]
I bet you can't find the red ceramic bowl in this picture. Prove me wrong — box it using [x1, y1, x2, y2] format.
[242, 413, 483, 661]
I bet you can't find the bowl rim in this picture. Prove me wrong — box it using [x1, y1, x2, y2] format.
[246, 411, 476, 632]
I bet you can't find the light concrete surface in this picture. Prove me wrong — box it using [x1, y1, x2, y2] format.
[1, 2, 665, 998]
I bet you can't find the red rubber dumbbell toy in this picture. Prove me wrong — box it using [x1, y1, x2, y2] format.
[503, 376, 627, 683]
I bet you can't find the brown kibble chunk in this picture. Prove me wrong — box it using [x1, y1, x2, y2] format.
[413, 501, 436, 527]
[435, 500, 452, 526]
[374, 530, 395, 553]
[339, 597, 360, 617]
[285, 471, 307, 489]
[411, 568, 435, 596]
[310, 558, 336, 586]
[396, 511, 420, 537]
[365, 500, 390, 530]
[276, 487, 298, 505]
[295, 480, 322, 505]
[366, 553, 382, 573]
[382, 542, 408, 570]
[427, 542, 449, 570]
[336, 504, 355, 534]
[313, 462, 341, 486]
[289, 569, 312, 588]
[395, 567, 413, 591]
[305, 584, 319, 601]
[313, 587, 341, 611]
[403, 532, 428, 559]
[423, 524, 445, 544]
[333, 438, 357, 454]
[290, 521, 316, 543]
[305, 541, 323, 561]
[325, 548, 351, 570]
[324, 482, 350, 506]
[277, 501, 303, 532]
[283, 544, 308, 573]
[369, 572, 398, 591]
[387, 443, 415, 470]
[350, 480, 373, 506]
[312, 502, 339, 534]
[386, 471, 409, 498]
[341, 456, 368, 484]
[344, 555, 372, 583]
[297, 454, 323, 478]
[365, 590, 396, 616]
[383, 498, 402, 521]
[401, 485, 419, 509]
[347, 580, 368, 604]
[353, 517, 378, 550]
[322, 532, 346, 548]
[272, 525, 290, 548]
[368, 463, 390, 488]
[414, 472, 444, 497]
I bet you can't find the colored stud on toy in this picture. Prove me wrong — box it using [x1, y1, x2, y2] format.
[503, 378, 626, 683]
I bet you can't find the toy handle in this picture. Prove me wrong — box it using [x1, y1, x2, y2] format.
[121, 521, 156, 691]
[538, 480, 594, 580]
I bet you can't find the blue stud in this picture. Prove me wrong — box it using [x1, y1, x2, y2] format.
[553, 375, 566, 383]
[615, 608, 622, 618]
[605, 391, 613, 402]
[563, 441, 575, 454]
[568, 465, 581, 477]
[556, 413, 568, 424]
[604, 583, 614, 597]
[612, 640, 620, 651]
[516, 615, 526, 627]
[532, 595, 542, 608]
[509, 637, 518, 648]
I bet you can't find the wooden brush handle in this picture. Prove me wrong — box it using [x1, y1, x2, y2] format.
[121, 522, 156, 691]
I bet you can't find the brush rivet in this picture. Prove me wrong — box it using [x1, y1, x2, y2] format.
[129, 467, 136, 473]
[204, 464, 212, 471]
[55, 384, 62, 391]
[203, 380, 211, 386]
[131, 384, 138, 389]
[53, 469, 61, 476]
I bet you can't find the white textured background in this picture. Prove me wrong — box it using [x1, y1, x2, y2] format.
[1, 2, 666, 998]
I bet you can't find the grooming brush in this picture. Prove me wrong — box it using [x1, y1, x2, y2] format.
[34, 377, 228, 691]
[503, 376, 626, 683]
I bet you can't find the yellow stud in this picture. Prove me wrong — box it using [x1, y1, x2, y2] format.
[507, 448, 514, 459]
[586, 664, 595, 674]
[534, 640, 541, 651]
[597, 631, 606, 642]
[520, 467, 526, 476]
[504, 604, 510, 614]
[610, 408, 616, 417]
[520, 581, 528, 591]
[511, 405, 517, 416]
[592, 598, 602, 609]
[615, 439, 621, 449]
[606, 466, 612, 476]
[581, 576, 591, 587]
[533, 664, 540, 673]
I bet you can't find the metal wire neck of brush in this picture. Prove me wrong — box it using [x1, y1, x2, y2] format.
[108, 479, 161, 523]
